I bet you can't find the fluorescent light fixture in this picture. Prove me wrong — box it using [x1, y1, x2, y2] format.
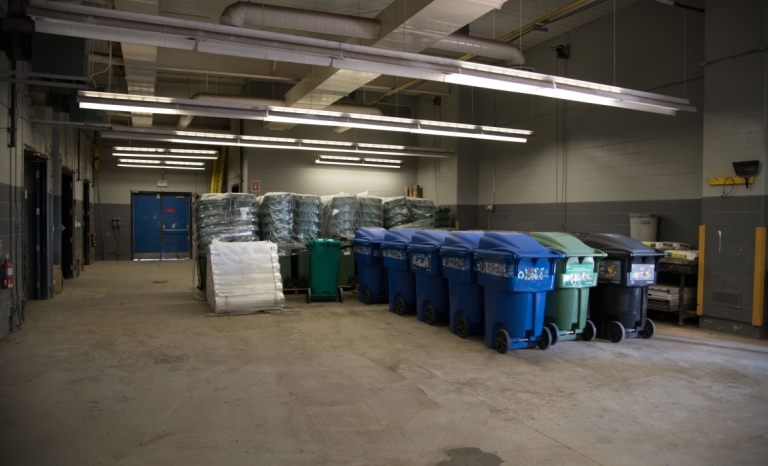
[33, 1, 695, 115]
[364, 158, 402, 164]
[78, 91, 533, 143]
[164, 161, 205, 166]
[318, 155, 361, 161]
[117, 158, 161, 164]
[113, 153, 218, 160]
[117, 164, 205, 170]
[114, 147, 218, 154]
[316, 159, 400, 169]
[99, 127, 454, 158]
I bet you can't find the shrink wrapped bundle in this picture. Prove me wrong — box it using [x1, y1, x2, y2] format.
[260, 192, 295, 244]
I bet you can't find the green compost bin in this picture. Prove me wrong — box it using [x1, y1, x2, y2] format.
[306, 238, 343, 303]
[530, 232, 607, 343]
[338, 240, 356, 287]
[294, 248, 310, 289]
[278, 251, 294, 288]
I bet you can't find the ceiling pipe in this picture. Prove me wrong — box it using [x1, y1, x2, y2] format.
[219, 2, 524, 66]
[176, 92, 383, 130]
[90, 53, 124, 66]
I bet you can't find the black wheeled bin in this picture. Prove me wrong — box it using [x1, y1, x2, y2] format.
[381, 229, 418, 315]
[352, 228, 388, 304]
[408, 230, 451, 325]
[441, 231, 485, 338]
[580, 233, 664, 343]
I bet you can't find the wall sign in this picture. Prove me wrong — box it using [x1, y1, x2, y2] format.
[251, 180, 261, 192]
[157, 180, 168, 187]
[165, 207, 176, 214]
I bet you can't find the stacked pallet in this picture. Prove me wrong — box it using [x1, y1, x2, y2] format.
[648, 284, 697, 312]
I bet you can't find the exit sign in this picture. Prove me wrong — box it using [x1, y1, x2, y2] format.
[251, 180, 261, 192]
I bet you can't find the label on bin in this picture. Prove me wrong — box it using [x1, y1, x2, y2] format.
[599, 260, 622, 283]
[629, 264, 655, 285]
[442, 256, 470, 271]
[383, 249, 406, 260]
[411, 253, 431, 271]
[563, 263, 596, 287]
[477, 260, 549, 280]
[353, 245, 371, 255]
[518, 267, 550, 281]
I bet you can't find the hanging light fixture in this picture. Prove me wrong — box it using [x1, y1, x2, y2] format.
[316, 155, 401, 169]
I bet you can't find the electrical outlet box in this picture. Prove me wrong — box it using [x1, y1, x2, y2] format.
[485, 204, 495, 211]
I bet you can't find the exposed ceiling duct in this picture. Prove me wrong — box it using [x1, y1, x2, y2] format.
[218, 2, 524, 66]
[175, 92, 383, 130]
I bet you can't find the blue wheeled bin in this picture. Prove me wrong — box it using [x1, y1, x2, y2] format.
[476, 232, 563, 353]
[381, 229, 418, 315]
[441, 231, 485, 338]
[352, 227, 389, 305]
[408, 230, 451, 325]
[579, 233, 664, 343]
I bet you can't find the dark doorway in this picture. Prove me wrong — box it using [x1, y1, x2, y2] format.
[61, 171, 74, 279]
[231, 184, 240, 193]
[23, 156, 50, 300]
[82, 182, 91, 265]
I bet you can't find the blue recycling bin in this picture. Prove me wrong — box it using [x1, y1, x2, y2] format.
[476, 232, 563, 353]
[352, 227, 389, 305]
[381, 229, 418, 315]
[408, 230, 451, 324]
[580, 233, 664, 343]
[440, 231, 485, 338]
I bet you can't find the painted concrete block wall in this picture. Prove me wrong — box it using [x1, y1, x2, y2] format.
[700, 0, 767, 338]
[243, 119, 417, 197]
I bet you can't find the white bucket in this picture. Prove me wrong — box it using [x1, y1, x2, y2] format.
[629, 213, 658, 242]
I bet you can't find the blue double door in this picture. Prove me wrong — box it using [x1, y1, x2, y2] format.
[132, 193, 191, 260]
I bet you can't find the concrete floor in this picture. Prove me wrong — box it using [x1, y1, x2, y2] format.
[1, 261, 767, 465]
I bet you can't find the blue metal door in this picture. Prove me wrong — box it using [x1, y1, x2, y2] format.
[133, 193, 162, 260]
[161, 194, 190, 259]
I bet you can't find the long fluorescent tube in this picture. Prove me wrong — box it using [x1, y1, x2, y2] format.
[318, 155, 361, 161]
[114, 147, 218, 154]
[100, 127, 454, 158]
[113, 153, 219, 160]
[117, 164, 205, 170]
[117, 158, 161, 164]
[315, 159, 400, 169]
[32, 1, 695, 115]
[165, 161, 205, 166]
[78, 91, 533, 143]
[364, 158, 402, 164]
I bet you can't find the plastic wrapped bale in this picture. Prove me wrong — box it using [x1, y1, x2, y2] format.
[407, 197, 436, 222]
[323, 193, 358, 239]
[293, 194, 322, 243]
[194, 193, 260, 259]
[206, 240, 285, 314]
[357, 192, 384, 228]
[260, 192, 295, 244]
[384, 196, 410, 228]
[391, 219, 436, 230]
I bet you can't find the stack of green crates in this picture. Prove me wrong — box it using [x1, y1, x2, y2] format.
[293, 194, 322, 243]
[358, 195, 383, 228]
[435, 206, 451, 228]
[260, 192, 294, 244]
[407, 197, 436, 222]
[384, 196, 409, 228]
[325, 194, 357, 239]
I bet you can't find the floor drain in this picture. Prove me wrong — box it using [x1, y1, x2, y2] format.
[155, 354, 189, 364]
[153, 280, 168, 284]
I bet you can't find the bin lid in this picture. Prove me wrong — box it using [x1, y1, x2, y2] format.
[381, 229, 418, 249]
[476, 232, 563, 261]
[579, 233, 663, 258]
[408, 230, 450, 253]
[307, 238, 341, 246]
[352, 227, 388, 246]
[440, 231, 484, 255]
[529, 232, 606, 258]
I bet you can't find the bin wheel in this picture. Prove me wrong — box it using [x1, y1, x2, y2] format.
[546, 323, 560, 346]
[362, 289, 371, 305]
[582, 320, 597, 342]
[284, 277, 296, 289]
[494, 329, 510, 354]
[424, 306, 437, 325]
[297, 276, 308, 289]
[349, 275, 358, 286]
[538, 326, 552, 350]
[338, 287, 344, 303]
[607, 321, 625, 343]
[456, 317, 469, 338]
[640, 318, 656, 339]
[306, 289, 312, 304]
[395, 298, 406, 316]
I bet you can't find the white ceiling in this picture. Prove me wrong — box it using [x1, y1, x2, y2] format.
[158, 0, 647, 51]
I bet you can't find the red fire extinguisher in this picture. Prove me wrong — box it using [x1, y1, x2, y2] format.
[2, 259, 12, 290]
[91, 232, 97, 247]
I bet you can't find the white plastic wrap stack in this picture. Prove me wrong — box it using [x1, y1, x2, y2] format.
[206, 240, 285, 314]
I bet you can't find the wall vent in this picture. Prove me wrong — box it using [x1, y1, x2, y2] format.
[712, 291, 741, 309]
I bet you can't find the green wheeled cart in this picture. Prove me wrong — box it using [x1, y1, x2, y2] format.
[278, 251, 294, 288]
[530, 232, 606, 344]
[338, 240, 357, 287]
[306, 238, 344, 303]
